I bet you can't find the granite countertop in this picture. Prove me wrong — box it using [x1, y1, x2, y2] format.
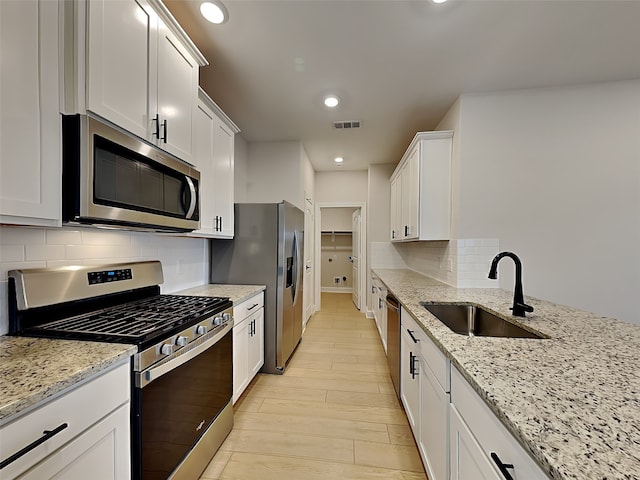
[373, 268, 640, 480]
[0, 337, 135, 423]
[173, 284, 265, 305]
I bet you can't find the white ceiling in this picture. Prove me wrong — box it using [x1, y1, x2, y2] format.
[165, 0, 640, 171]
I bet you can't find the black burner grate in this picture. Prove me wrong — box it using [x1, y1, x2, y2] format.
[34, 295, 229, 339]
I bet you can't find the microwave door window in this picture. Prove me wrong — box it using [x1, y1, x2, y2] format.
[94, 149, 140, 208]
[138, 164, 163, 212]
[163, 175, 183, 215]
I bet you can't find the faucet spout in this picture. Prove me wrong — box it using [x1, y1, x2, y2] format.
[488, 251, 534, 317]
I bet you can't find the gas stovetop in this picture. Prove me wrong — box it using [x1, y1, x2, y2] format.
[23, 294, 231, 345]
[7, 261, 232, 350]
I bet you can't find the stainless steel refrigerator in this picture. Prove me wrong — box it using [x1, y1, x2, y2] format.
[211, 201, 304, 374]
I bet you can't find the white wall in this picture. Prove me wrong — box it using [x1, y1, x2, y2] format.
[300, 144, 315, 204]
[0, 225, 209, 335]
[246, 141, 315, 210]
[315, 170, 368, 203]
[246, 141, 302, 208]
[450, 80, 640, 324]
[321, 207, 357, 231]
[234, 134, 248, 203]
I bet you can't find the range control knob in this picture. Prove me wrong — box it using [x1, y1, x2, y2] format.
[195, 325, 207, 335]
[176, 336, 188, 347]
[213, 316, 223, 326]
[222, 312, 232, 322]
[160, 344, 174, 355]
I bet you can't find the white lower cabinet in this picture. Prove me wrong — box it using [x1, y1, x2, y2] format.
[450, 404, 502, 480]
[0, 362, 130, 480]
[233, 292, 265, 403]
[450, 366, 548, 480]
[395, 301, 550, 480]
[371, 275, 387, 352]
[400, 307, 449, 480]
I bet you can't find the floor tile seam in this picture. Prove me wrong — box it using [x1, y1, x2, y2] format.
[202, 450, 233, 480]
[228, 424, 391, 444]
[233, 411, 394, 432]
[218, 445, 357, 466]
[257, 377, 385, 389]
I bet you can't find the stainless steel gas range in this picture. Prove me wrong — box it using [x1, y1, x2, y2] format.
[8, 261, 233, 480]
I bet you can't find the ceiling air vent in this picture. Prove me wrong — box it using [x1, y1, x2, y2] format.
[333, 120, 361, 129]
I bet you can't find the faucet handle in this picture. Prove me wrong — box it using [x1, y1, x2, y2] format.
[511, 302, 534, 317]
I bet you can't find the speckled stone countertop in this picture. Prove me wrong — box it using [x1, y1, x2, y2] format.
[0, 337, 135, 423]
[173, 284, 265, 304]
[374, 268, 640, 480]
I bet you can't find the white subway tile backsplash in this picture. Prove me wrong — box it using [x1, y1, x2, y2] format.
[25, 244, 66, 261]
[65, 244, 138, 260]
[46, 229, 82, 245]
[0, 227, 46, 245]
[81, 229, 132, 246]
[1, 245, 25, 262]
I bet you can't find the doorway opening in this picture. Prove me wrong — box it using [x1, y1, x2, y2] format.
[315, 202, 366, 313]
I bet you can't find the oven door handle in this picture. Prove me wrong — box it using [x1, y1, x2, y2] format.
[136, 320, 233, 388]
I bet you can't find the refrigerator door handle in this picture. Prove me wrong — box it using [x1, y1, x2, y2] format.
[291, 230, 302, 305]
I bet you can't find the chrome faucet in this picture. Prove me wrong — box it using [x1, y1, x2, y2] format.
[488, 251, 534, 317]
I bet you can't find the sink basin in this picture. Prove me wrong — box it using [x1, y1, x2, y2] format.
[421, 303, 546, 339]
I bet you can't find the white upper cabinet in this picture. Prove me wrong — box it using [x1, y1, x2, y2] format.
[390, 131, 453, 242]
[80, 0, 207, 164]
[86, 0, 151, 140]
[0, 0, 61, 227]
[191, 88, 238, 238]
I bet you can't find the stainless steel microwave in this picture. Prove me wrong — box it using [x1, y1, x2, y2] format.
[62, 114, 200, 232]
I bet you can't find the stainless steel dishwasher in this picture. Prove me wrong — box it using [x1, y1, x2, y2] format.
[385, 294, 400, 398]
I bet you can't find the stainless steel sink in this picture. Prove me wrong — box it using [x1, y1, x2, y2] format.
[422, 303, 547, 339]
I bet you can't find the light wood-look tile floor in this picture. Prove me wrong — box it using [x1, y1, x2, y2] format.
[199, 293, 427, 480]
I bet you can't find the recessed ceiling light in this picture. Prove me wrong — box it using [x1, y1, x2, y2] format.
[334, 157, 344, 163]
[324, 95, 340, 108]
[200, 1, 229, 24]
[432, 0, 448, 3]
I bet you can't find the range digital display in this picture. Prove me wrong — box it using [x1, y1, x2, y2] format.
[88, 268, 133, 285]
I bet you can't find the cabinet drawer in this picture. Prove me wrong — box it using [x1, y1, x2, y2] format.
[0, 362, 130, 479]
[451, 366, 548, 480]
[401, 307, 449, 391]
[233, 292, 264, 322]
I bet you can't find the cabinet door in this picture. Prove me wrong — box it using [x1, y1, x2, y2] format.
[400, 326, 420, 431]
[212, 117, 235, 238]
[19, 404, 130, 480]
[450, 405, 502, 480]
[419, 362, 449, 480]
[87, 0, 152, 140]
[156, 20, 198, 163]
[233, 318, 250, 404]
[402, 145, 420, 240]
[0, 0, 61, 226]
[247, 308, 265, 378]
[192, 101, 216, 236]
[389, 174, 400, 241]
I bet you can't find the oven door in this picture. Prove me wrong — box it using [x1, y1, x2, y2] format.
[132, 322, 233, 480]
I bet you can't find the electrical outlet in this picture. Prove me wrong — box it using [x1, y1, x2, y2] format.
[447, 259, 453, 272]
[334, 277, 341, 284]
